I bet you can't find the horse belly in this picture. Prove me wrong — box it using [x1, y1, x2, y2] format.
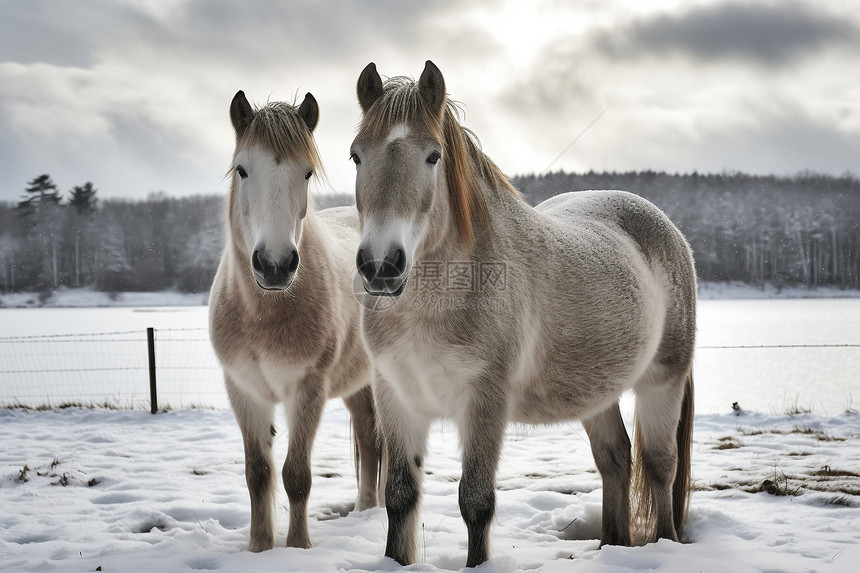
[508, 257, 667, 424]
[510, 371, 629, 424]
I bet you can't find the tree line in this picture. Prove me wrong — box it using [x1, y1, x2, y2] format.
[1, 170, 858, 294]
[514, 170, 860, 290]
[0, 175, 223, 294]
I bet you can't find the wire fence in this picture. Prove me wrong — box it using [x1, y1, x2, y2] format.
[0, 328, 226, 410]
[0, 327, 857, 412]
[697, 343, 860, 349]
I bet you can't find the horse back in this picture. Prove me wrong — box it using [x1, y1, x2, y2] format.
[315, 205, 362, 280]
[536, 190, 697, 370]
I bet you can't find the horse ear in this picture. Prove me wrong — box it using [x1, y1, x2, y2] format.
[298, 92, 319, 132]
[230, 90, 254, 139]
[357, 62, 383, 113]
[418, 60, 446, 117]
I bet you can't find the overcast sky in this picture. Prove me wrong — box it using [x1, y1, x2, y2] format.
[1, 0, 858, 203]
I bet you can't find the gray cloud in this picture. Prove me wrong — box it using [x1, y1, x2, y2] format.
[705, 109, 860, 176]
[595, 1, 860, 67]
[0, 0, 487, 202]
[114, 0, 465, 71]
[497, 48, 598, 117]
[591, 99, 860, 178]
[1, 0, 859, 203]
[0, 0, 142, 68]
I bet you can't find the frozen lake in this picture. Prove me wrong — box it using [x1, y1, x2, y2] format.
[694, 299, 859, 415]
[2, 299, 859, 573]
[0, 299, 858, 415]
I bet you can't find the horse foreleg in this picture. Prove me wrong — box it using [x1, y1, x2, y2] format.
[282, 375, 326, 549]
[583, 401, 632, 547]
[458, 390, 507, 568]
[375, 377, 430, 565]
[343, 385, 381, 510]
[226, 376, 276, 552]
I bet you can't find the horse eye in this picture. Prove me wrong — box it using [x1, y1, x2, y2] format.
[305, 171, 313, 180]
[427, 151, 441, 165]
[349, 152, 361, 165]
[236, 165, 248, 178]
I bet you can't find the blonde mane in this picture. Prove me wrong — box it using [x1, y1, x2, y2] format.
[235, 101, 323, 175]
[227, 100, 324, 250]
[357, 77, 518, 244]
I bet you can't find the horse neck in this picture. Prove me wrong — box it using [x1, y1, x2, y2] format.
[417, 170, 476, 262]
[480, 172, 528, 235]
[425, 163, 523, 263]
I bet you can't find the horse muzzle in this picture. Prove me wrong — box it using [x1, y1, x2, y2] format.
[252, 248, 299, 291]
[356, 246, 408, 297]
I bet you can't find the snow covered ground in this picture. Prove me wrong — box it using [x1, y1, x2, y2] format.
[697, 281, 860, 300]
[1, 287, 858, 571]
[1, 281, 858, 310]
[1, 404, 858, 572]
[0, 287, 209, 309]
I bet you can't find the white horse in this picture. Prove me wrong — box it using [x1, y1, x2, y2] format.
[209, 90, 381, 552]
[350, 62, 696, 567]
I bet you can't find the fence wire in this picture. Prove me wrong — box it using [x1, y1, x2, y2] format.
[0, 328, 856, 411]
[0, 328, 225, 410]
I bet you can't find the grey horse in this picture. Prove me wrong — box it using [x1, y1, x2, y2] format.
[350, 61, 696, 568]
[209, 90, 381, 552]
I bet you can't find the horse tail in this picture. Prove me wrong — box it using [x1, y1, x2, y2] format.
[377, 433, 388, 503]
[369, 390, 388, 501]
[349, 385, 388, 503]
[631, 370, 695, 543]
[673, 372, 694, 534]
[351, 419, 361, 488]
[631, 417, 654, 543]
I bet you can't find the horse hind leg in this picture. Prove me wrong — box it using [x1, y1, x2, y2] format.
[582, 401, 632, 547]
[225, 376, 277, 552]
[631, 364, 693, 544]
[343, 385, 381, 511]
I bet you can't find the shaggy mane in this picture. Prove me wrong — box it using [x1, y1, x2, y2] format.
[235, 101, 323, 175]
[357, 77, 518, 244]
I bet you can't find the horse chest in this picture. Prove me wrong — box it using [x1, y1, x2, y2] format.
[225, 353, 311, 404]
[375, 336, 485, 418]
[210, 278, 332, 404]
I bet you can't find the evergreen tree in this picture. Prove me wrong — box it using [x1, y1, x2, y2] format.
[17, 174, 62, 216]
[68, 182, 98, 213]
[15, 175, 65, 289]
[68, 183, 99, 286]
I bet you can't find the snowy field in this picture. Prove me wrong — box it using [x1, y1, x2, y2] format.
[1, 291, 859, 572]
[1, 405, 858, 572]
[0, 287, 210, 309]
[1, 282, 859, 309]
[2, 296, 857, 415]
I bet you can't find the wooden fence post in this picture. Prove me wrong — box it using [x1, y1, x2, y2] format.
[147, 327, 157, 414]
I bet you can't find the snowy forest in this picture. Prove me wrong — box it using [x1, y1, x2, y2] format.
[1, 170, 858, 294]
[514, 170, 860, 290]
[0, 175, 223, 294]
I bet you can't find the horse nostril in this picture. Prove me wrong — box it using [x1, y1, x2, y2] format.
[356, 248, 370, 274]
[356, 245, 407, 283]
[285, 249, 299, 274]
[252, 250, 266, 273]
[391, 248, 406, 276]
